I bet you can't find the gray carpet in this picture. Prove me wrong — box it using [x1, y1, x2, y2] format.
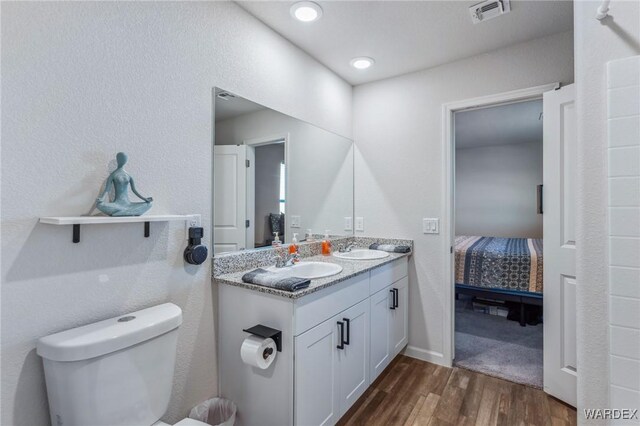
[454, 296, 543, 388]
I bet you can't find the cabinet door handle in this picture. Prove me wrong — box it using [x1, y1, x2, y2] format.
[337, 321, 345, 350]
[343, 318, 350, 345]
[394, 288, 399, 308]
[389, 289, 396, 310]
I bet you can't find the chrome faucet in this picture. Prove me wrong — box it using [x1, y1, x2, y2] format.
[272, 250, 298, 268]
[338, 243, 358, 253]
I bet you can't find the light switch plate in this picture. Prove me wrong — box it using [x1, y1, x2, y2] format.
[423, 218, 439, 234]
[344, 217, 353, 231]
[291, 215, 301, 228]
[355, 217, 364, 232]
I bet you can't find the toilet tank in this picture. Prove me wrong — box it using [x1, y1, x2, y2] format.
[37, 303, 183, 426]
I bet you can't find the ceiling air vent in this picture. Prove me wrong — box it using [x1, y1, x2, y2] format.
[469, 0, 511, 24]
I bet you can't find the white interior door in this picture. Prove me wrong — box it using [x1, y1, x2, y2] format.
[245, 145, 255, 250]
[543, 84, 577, 407]
[213, 145, 246, 254]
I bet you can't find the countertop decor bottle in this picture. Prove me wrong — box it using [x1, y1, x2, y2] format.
[305, 229, 315, 242]
[272, 232, 282, 248]
[289, 233, 299, 255]
[321, 231, 332, 256]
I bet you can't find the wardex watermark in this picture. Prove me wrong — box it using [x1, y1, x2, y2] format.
[584, 408, 639, 420]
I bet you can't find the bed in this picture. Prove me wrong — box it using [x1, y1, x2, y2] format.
[454, 235, 543, 326]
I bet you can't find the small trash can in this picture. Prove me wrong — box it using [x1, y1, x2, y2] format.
[189, 397, 237, 426]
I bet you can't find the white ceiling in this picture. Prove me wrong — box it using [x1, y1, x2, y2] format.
[215, 90, 266, 121]
[238, 0, 573, 85]
[455, 99, 543, 148]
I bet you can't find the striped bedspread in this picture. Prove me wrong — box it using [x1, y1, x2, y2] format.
[455, 236, 543, 294]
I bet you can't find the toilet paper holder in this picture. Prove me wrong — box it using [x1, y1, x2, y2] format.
[242, 324, 282, 352]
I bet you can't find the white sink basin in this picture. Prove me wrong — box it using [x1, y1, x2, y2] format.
[333, 249, 390, 260]
[265, 261, 343, 279]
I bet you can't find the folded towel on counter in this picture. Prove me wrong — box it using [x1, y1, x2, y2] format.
[369, 243, 411, 253]
[241, 268, 311, 292]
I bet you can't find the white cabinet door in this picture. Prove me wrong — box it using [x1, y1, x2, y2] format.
[294, 316, 340, 426]
[389, 276, 409, 356]
[369, 288, 392, 382]
[337, 299, 370, 416]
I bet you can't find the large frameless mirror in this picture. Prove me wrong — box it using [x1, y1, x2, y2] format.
[213, 88, 354, 255]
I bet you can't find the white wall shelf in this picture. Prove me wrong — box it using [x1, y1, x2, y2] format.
[40, 214, 200, 243]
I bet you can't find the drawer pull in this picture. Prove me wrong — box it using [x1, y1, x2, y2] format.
[343, 318, 350, 345]
[390, 288, 398, 310]
[337, 321, 345, 350]
[390, 288, 399, 309]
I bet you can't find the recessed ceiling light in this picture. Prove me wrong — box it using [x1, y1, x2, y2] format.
[350, 57, 375, 70]
[290, 2, 323, 22]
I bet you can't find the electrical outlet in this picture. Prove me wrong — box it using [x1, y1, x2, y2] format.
[344, 217, 353, 231]
[423, 218, 439, 234]
[189, 215, 200, 227]
[186, 215, 202, 240]
[355, 217, 364, 232]
[291, 215, 301, 228]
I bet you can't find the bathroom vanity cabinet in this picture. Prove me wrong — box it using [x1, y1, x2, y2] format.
[217, 256, 409, 426]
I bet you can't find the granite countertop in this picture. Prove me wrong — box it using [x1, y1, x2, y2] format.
[214, 251, 410, 300]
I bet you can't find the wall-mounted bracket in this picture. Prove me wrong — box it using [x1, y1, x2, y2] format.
[40, 214, 200, 244]
[70, 221, 151, 243]
[243, 324, 282, 352]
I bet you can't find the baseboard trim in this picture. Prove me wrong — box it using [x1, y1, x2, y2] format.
[403, 345, 451, 367]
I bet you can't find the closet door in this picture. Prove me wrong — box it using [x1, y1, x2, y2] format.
[389, 277, 409, 356]
[543, 84, 577, 407]
[337, 299, 370, 416]
[294, 316, 340, 426]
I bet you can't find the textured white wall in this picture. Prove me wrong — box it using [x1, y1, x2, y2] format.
[0, 2, 351, 425]
[456, 142, 543, 239]
[353, 31, 573, 365]
[574, 1, 640, 421]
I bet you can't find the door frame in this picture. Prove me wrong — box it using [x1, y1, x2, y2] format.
[244, 133, 289, 247]
[441, 83, 559, 366]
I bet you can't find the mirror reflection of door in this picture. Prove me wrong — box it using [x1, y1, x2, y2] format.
[214, 139, 285, 253]
[246, 139, 286, 249]
[213, 145, 247, 254]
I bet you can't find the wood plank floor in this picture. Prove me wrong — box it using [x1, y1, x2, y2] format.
[337, 355, 576, 426]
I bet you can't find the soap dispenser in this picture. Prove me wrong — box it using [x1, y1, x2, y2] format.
[305, 229, 315, 242]
[321, 230, 332, 256]
[289, 233, 300, 263]
[289, 233, 299, 255]
[272, 232, 282, 248]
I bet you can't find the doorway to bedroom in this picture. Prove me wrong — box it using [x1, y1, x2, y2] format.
[452, 98, 545, 388]
[446, 84, 577, 407]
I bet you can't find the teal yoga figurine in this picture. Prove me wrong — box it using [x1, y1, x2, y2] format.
[96, 152, 153, 216]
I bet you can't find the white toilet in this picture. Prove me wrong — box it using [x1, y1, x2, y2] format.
[37, 303, 210, 426]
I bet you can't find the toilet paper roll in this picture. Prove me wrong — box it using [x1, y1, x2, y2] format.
[240, 335, 277, 369]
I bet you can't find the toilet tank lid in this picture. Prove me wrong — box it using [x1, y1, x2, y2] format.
[37, 303, 182, 362]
